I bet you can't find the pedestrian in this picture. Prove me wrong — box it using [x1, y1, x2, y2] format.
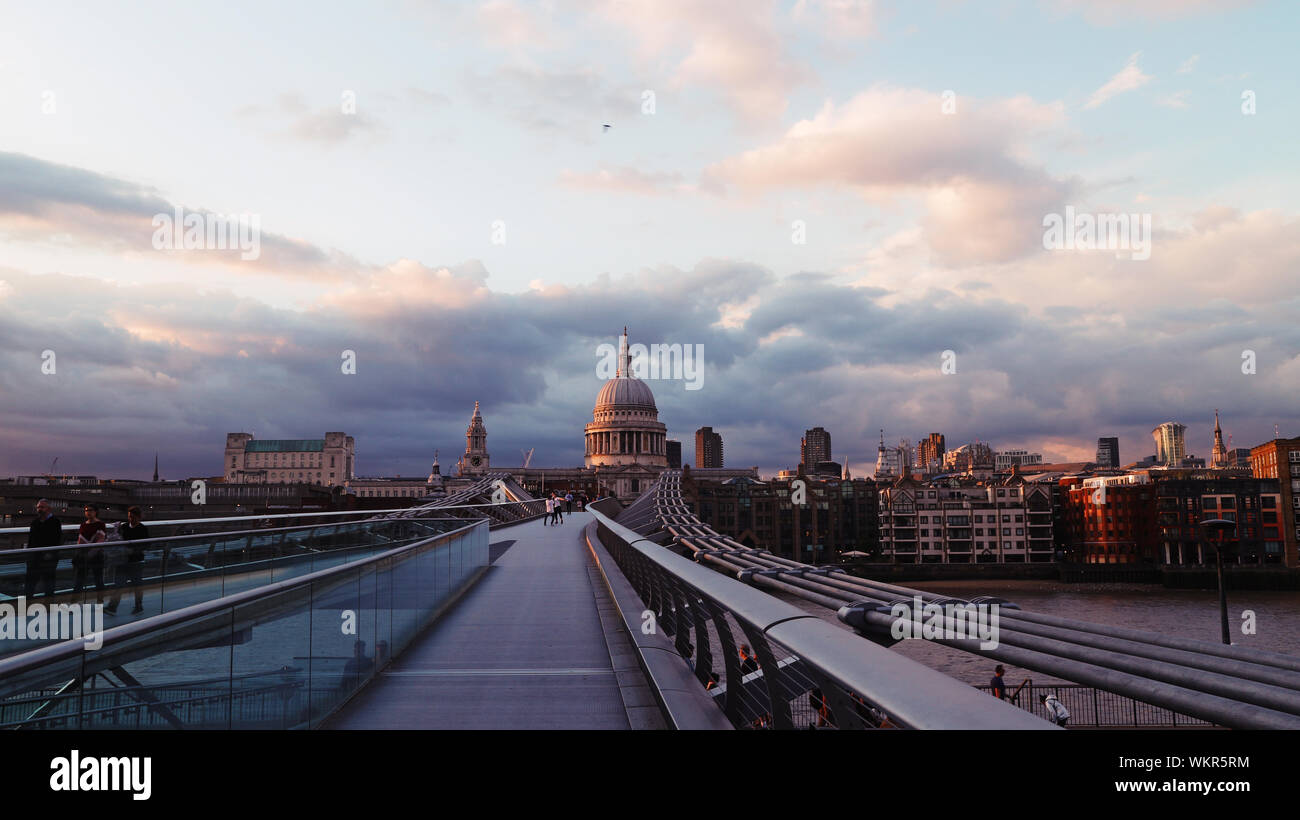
[990, 664, 1007, 700]
[552, 492, 564, 525]
[565, 492, 573, 514]
[73, 503, 108, 601]
[543, 495, 553, 525]
[738, 644, 758, 676]
[106, 506, 148, 615]
[1041, 693, 1070, 727]
[24, 498, 61, 599]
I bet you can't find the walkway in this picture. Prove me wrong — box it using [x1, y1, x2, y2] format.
[326, 512, 639, 729]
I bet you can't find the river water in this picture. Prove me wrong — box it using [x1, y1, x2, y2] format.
[780, 580, 1300, 688]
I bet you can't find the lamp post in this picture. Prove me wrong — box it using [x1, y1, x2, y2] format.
[1202, 518, 1235, 645]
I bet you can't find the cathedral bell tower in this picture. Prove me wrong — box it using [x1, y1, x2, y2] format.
[458, 401, 490, 475]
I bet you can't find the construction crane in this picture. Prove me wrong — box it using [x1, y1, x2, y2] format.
[520, 448, 534, 469]
[45, 457, 58, 480]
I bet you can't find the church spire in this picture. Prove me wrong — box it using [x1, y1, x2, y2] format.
[153, 452, 159, 482]
[617, 327, 630, 377]
[1212, 409, 1228, 468]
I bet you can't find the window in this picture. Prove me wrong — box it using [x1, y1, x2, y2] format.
[1003, 528, 1011, 536]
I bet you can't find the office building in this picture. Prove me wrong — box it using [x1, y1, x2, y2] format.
[801, 427, 832, 471]
[666, 440, 682, 469]
[1095, 437, 1120, 469]
[695, 427, 724, 468]
[995, 450, 1043, 471]
[877, 474, 1055, 563]
[917, 433, 946, 472]
[683, 474, 878, 561]
[1250, 436, 1300, 568]
[1152, 422, 1188, 466]
[224, 432, 355, 486]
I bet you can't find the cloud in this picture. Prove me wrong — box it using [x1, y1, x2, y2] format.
[585, 0, 813, 126]
[238, 92, 383, 144]
[0, 151, 366, 280]
[1052, 0, 1259, 23]
[1157, 90, 1191, 109]
[1084, 52, 1152, 109]
[463, 65, 639, 139]
[791, 0, 877, 40]
[2, 208, 1296, 480]
[475, 0, 562, 49]
[558, 165, 687, 195]
[1177, 55, 1200, 74]
[702, 87, 1073, 263]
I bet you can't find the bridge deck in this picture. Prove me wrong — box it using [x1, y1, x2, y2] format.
[326, 511, 636, 729]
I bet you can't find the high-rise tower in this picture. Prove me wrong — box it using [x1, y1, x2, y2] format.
[1152, 422, 1187, 466]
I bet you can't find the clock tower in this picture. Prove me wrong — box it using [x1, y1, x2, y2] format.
[458, 401, 490, 475]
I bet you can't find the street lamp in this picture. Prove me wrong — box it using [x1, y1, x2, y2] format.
[1201, 518, 1235, 645]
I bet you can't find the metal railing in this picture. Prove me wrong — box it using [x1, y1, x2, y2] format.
[1, 498, 549, 549]
[975, 682, 1217, 728]
[586, 500, 1051, 730]
[0, 518, 489, 729]
[0, 516, 473, 659]
[630, 472, 1300, 730]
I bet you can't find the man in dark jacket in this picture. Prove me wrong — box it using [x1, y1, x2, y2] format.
[106, 506, 149, 615]
[25, 498, 62, 599]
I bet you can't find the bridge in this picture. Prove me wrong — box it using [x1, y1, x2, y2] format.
[0, 471, 1296, 730]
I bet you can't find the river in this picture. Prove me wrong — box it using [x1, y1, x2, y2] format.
[780, 580, 1300, 688]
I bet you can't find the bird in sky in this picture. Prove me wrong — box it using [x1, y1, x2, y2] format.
[602, 123, 611, 131]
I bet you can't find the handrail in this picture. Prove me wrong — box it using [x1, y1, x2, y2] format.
[0, 515, 468, 559]
[0, 499, 542, 536]
[585, 503, 1051, 729]
[0, 518, 484, 688]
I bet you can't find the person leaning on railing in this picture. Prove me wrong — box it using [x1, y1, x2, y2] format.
[24, 498, 61, 599]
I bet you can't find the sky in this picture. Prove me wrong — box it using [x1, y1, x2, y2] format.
[0, 0, 1297, 480]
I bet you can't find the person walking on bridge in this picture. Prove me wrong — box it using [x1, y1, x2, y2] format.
[990, 665, 1007, 700]
[73, 503, 108, 602]
[544, 495, 553, 526]
[552, 492, 564, 525]
[106, 506, 149, 615]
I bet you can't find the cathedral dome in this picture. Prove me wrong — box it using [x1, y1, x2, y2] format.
[585, 328, 668, 470]
[595, 375, 657, 410]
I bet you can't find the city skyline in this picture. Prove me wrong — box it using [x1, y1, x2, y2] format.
[2, 1, 1297, 481]
[0, 404, 1276, 483]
